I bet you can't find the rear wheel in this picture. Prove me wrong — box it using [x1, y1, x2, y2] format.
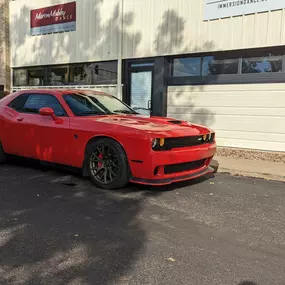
[85, 138, 130, 190]
[0, 142, 6, 164]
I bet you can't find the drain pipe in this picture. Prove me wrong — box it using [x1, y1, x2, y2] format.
[117, 0, 124, 100]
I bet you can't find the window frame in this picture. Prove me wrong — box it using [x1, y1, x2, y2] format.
[168, 47, 285, 86]
[8, 93, 68, 117]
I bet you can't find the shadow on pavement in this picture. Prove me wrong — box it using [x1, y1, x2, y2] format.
[6, 155, 215, 193]
[0, 157, 214, 284]
[0, 158, 163, 285]
[128, 173, 215, 194]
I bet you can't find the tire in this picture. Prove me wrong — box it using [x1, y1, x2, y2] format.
[0, 142, 6, 164]
[85, 138, 130, 190]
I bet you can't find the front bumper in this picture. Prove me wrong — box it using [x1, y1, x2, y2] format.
[130, 166, 214, 186]
[129, 142, 216, 186]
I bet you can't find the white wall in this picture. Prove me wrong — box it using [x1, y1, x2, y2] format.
[124, 0, 285, 58]
[10, 0, 121, 67]
[167, 84, 285, 152]
[10, 0, 285, 67]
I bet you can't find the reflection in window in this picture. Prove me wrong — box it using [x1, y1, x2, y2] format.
[13, 69, 28, 86]
[202, 56, 238, 75]
[23, 94, 66, 116]
[13, 67, 46, 86]
[27, 68, 46, 86]
[63, 92, 135, 116]
[242, 56, 282, 73]
[47, 65, 68, 86]
[13, 61, 118, 87]
[69, 61, 117, 85]
[172, 57, 201, 77]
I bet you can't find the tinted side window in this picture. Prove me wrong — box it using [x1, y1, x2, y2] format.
[22, 94, 67, 116]
[9, 94, 67, 116]
[8, 94, 29, 111]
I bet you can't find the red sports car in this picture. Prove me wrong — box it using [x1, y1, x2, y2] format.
[0, 89, 216, 189]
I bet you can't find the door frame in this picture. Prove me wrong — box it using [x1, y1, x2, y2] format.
[122, 58, 155, 109]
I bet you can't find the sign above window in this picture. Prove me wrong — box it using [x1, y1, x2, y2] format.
[30, 1, 76, 36]
[204, 0, 285, 21]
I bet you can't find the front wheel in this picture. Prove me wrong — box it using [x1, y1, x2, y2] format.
[85, 138, 130, 190]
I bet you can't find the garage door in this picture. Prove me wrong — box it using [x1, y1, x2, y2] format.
[167, 84, 285, 152]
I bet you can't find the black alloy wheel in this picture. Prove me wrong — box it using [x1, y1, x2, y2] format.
[86, 138, 130, 190]
[90, 145, 119, 185]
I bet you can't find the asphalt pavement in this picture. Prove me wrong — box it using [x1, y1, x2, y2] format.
[0, 159, 285, 285]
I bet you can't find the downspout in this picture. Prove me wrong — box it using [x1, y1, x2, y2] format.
[117, 0, 123, 100]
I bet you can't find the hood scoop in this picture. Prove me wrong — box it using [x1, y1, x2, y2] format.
[168, 120, 183, 124]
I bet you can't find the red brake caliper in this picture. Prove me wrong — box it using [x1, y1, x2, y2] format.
[98, 153, 103, 168]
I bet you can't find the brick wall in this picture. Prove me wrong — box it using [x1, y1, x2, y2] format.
[0, 0, 10, 92]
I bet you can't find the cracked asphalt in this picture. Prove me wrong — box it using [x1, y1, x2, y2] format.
[0, 158, 284, 285]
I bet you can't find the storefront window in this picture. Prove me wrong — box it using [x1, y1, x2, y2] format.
[13, 69, 28, 86]
[13, 67, 47, 86]
[202, 56, 238, 75]
[69, 64, 90, 85]
[69, 61, 117, 85]
[172, 57, 201, 77]
[27, 67, 46, 86]
[47, 65, 69, 86]
[242, 55, 282, 73]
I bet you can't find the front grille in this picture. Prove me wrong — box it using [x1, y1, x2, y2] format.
[164, 159, 206, 174]
[163, 134, 215, 150]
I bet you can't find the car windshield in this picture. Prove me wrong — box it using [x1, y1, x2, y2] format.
[63, 92, 138, 116]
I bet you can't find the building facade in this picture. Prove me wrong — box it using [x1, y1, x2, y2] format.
[9, 0, 285, 153]
[0, 0, 10, 93]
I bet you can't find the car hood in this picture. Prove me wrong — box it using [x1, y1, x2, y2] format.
[91, 114, 212, 137]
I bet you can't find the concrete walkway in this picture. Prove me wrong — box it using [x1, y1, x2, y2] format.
[212, 155, 285, 182]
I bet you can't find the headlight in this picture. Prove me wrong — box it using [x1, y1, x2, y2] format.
[202, 133, 215, 142]
[152, 138, 159, 149]
[152, 138, 165, 150]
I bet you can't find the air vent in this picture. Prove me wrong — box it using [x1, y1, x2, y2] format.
[164, 159, 206, 174]
[168, 120, 182, 124]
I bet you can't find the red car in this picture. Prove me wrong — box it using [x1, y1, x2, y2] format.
[0, 89, 216, 189]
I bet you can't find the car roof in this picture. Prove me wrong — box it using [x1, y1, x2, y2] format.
[17, 89, 111, 96]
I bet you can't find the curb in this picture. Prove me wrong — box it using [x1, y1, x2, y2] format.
[210, 160, 285, 182]
[217, 167, 285, 183]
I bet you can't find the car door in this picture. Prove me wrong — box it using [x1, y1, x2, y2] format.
[19, 93, 71, 165]
[2, 93, 37, 157]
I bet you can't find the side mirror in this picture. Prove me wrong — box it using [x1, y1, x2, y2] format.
[39, 107, 54, 117]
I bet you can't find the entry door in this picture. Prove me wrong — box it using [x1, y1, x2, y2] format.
[130, 70, 153, 116]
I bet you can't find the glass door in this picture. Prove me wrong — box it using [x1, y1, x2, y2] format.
[130, 70, 153, 115]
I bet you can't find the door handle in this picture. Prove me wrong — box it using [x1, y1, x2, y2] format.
[17, 117, 23, 122]
[148, 100, 151, 109]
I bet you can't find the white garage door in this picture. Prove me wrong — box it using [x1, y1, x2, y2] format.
[167, 84, 285, 152]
